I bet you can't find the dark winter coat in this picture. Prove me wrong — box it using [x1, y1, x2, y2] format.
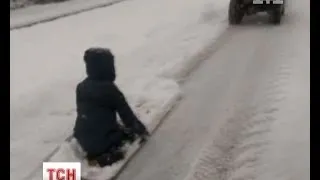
[73, 48, 148, 156]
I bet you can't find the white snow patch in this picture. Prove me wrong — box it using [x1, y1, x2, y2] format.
[10, 0, 229, 179]
[10, 0, 127, 29]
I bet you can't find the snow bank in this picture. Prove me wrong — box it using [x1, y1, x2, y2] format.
[10, 0, 229, 179]
[10, 0, 127, 30]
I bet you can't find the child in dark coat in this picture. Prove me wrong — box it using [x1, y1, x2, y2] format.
[73, 47, 149, 167]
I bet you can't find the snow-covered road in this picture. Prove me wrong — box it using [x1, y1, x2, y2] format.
[10, 0, 127, 29]
[10, 0, 309, 179]
[10, 0, 228, 179]
[116, 1, 310, 180]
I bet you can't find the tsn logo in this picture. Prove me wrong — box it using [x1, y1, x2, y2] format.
[43, 162, 81, 180]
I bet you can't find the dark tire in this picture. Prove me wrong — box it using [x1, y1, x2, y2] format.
[269, 6, 282, 24]
[281, 0, 285, 15]
[228, 0, 244, 25]
[281, 5, 285, 15]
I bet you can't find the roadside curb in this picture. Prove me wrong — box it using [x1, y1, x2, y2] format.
[10, 0, 128, 30]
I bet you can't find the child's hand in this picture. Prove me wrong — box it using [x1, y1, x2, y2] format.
[139, 132, 149, 144]
[132, 121, 149, 136]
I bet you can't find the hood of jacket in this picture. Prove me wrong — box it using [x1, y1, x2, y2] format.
[83, 47, 116, 82]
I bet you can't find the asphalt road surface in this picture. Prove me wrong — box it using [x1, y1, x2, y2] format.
[117, 1, 310, 180]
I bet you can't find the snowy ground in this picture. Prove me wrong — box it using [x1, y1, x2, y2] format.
[181, 2, 310, 180]
[10, 0, 127, 29]
[111, 0, 309, 179]
[10, 0, 229, 179]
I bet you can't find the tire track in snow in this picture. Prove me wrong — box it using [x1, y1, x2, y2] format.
[182, 40, 292, 180]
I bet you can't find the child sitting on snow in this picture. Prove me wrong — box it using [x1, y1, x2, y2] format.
[73, 47, 149, 167]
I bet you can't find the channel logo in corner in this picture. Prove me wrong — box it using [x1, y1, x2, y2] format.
[253, 0, 283, 4]
[43, 162, 81, 180]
